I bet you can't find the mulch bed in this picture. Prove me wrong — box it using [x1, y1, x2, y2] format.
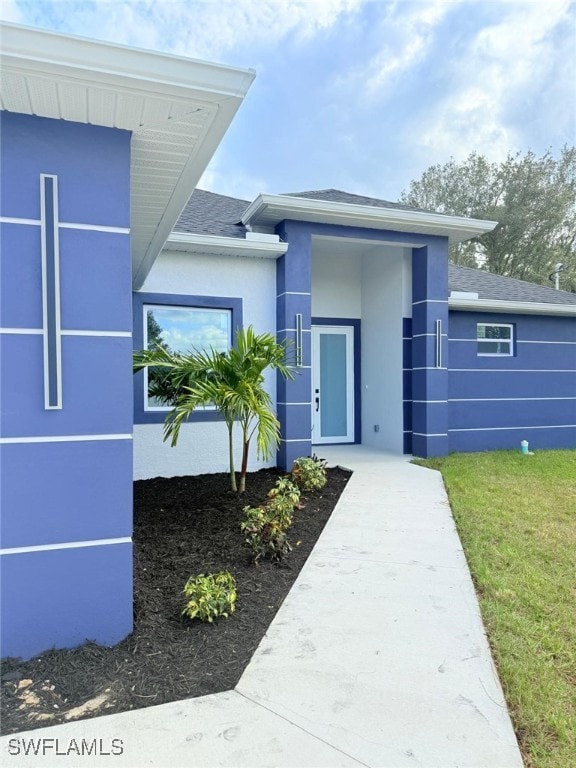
[1, 466, 350, 735]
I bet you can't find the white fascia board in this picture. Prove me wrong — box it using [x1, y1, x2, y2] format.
[164, 232, 288, 259]
[1, 23, 255, 292]
[241, 194, 498, 244]
[449, 297, 576, 316]
[0, 22, 255, 101]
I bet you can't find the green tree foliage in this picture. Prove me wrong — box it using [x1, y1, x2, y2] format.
[146, 311, 168, 351]
[400, 148, 576, 291]
[145, 310, 179, 404]
[133, 327, 294, 493]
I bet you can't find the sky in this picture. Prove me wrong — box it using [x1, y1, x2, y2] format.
[2, 0, 575, 203]
[148, 307, 230, 353]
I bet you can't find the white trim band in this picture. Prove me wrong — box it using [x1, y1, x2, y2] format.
[0, 216, 129, 234]
[450, 425, 576, 432]
[62, 330, 132, 337]
[450, 338, 576, 345]
[450, 397, 576, 402]
[518, 340, 576, 345]
[0, 536, 132, 557]
[0, 328, 131, 337]
[450, 368, 576, 373]
[0, 217, 41, 226]
[0, 433, 133, 444]
[60, 222, 130, 234]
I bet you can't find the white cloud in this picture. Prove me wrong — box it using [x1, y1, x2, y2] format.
[1, 0, 362, 61]
[198, 165, 272, 201]
[415, 0, 575, 161]
[339, 0, 456, 100]
[0, 0, 25, 23]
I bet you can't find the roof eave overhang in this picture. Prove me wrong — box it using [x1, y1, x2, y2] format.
[449, 297, 576, 316]
[0, 22, 255, 290]
[165, 232, 288, 259]
[242, 194, 497, 245]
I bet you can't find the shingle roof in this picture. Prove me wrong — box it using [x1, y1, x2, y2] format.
[174, 189, 575, 306]
[449, 264, 576, 305]
[175, 188, 433, 238]
[283, 188, 429, 213]
[174, 189, 248, 239]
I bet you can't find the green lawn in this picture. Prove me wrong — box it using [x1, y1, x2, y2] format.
[418, 450, 576, 768]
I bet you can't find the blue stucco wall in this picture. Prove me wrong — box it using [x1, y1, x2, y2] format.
[275, 220, 313, 469]
[410, 242, 449, 457]
[275, 220, 451, 463]
[448, 311, 576, 451]
[0, 113, 133, 659]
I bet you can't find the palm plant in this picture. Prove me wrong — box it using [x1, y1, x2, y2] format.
[133, 327, 294, 492]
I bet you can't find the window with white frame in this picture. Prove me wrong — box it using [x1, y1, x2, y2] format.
[476, 323, 514, 356]
[144, 305, 232, 410]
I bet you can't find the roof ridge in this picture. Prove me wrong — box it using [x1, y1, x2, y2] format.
[280, 187, 431, 213]
[283, 187, 342, 195]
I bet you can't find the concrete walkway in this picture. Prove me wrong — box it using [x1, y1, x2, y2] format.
[1, 448, 523, 768]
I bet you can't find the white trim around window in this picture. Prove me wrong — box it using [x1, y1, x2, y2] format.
[477, 322, 514, 357]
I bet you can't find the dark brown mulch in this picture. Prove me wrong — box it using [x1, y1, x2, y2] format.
[0, 466, 350, 735]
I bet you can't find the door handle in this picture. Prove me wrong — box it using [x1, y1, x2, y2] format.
[315, 389, 320, 412]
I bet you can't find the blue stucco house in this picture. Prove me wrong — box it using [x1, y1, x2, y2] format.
[1, 23, 574, 660]
[133, 188, 576, 481]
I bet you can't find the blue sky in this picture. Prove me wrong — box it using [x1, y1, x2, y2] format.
[148, 307, 230, 353]
[3, 0, 574, 202]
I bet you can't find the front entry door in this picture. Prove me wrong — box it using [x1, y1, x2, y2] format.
[312, 325, 354, 444]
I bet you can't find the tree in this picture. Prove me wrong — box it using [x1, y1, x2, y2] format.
[133, 327, 294, 493]
[146, 310, 168, 351]
[400, 148, 576, 291]
[145, 310, 178, 404]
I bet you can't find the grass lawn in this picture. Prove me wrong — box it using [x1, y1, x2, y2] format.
[418, 450, 575, 768]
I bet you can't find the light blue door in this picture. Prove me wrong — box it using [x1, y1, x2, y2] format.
[312, 326, 354, 443]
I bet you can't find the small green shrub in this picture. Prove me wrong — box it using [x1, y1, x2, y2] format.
[268, 476, 301, 504]
[267, 477, 301, 528]
[241, 505, 292, 563]
[292, 455, 327, 490]
[182, 571, 237, 623]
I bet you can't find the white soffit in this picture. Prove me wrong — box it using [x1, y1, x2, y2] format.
[0, 22, 255, 288]
[242, 194, 498, 245]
